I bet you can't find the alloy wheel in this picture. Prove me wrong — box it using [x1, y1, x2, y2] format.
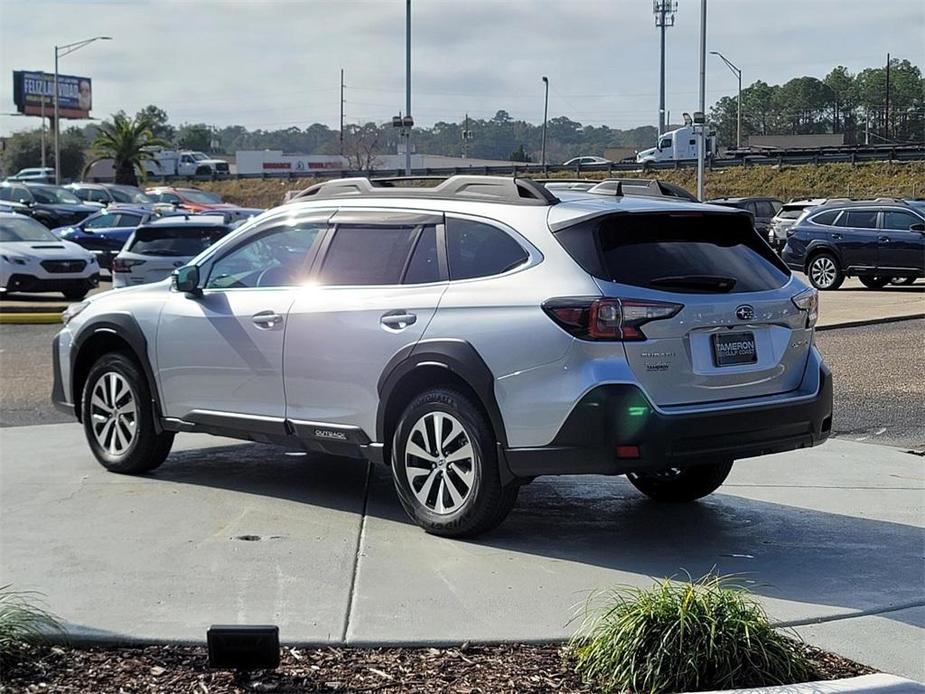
[404, 412, 475, 515]
[810, 256, 837, 288]
[89, 372, 137, 456]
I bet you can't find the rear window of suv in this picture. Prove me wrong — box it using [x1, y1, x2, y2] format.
[127, 226, 226, 256]
[554, 212, 790, 294]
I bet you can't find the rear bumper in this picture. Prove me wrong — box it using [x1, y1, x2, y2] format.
[504, 354, 832, 478]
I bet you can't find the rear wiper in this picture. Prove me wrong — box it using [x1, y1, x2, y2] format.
[649, 275, 737, 292]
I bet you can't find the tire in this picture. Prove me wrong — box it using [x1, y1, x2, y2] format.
[627, 461, 733, 502]
[858, 275, 890, 289]
[891, 277, 916, 286]
[81, 352, 174, 474]
[391, 388, 519, 538]
[806, 252, 844, 290]
[63, 288, 88, 300]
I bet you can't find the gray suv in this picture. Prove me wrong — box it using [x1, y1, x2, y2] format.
[52, 176, 832, 537]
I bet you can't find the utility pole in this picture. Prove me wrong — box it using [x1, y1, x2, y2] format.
[40, 88, 46, 169]
[339, 68, 344, 156]
[404, 0, 412, 175]
[541, 76, 549, 169]
[884, 52, 890, 142]
[654, 0, 677, 135]
[461, 113, 472, 159]
[696, 0, 706, 202]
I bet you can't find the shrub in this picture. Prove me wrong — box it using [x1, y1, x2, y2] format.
[570, 574, 811, 693]
[0, 585, 63, 657]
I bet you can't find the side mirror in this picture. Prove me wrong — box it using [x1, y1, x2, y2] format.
[910, 223, 925, 232]
[172, 265, 201, 295]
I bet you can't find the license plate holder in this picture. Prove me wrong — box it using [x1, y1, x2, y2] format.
[712, 331, 757, 367]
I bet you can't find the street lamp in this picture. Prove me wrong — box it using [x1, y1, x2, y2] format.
[710, 50, 742, 149]
[54, 35, 112, 184]
[541, 76, 549, 170]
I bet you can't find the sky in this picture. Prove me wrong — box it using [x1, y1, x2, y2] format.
[0, 0, 923, 136]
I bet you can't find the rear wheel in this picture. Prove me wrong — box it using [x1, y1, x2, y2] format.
[859, 275, 890, 289]
[81, 352, 174, 474]
[806, 253, 844, 290]
[627, 461, 733, 502]
[391, 388, 518, 538]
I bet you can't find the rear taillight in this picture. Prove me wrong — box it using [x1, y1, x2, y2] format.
[543, 297, 683, 341]
[791, 288, 818, 328]
[111, 257, 145, 273]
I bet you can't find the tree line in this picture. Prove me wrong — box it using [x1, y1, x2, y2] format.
[1, 56, 921, 180]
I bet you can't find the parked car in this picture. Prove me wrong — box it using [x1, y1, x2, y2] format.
[782, 201, 925, 290]
[52, 175, 832, 538]
[767, 199, 830, 251]
[562, 156, 612, 167]
[0, 182, 99, 228]
[111, 214, 235, 288]
[145, 186, 232, 212]
[53, 206, 177, 270]
[103, 184, 157, 205]
[5, 167, 55, 183]
[1, 211, 99, 299]
[708, 197, 783, 237]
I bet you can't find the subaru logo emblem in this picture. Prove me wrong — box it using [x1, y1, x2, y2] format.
[735, 305, 755, 321]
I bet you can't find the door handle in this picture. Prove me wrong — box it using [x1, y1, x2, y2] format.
[380, 311, 417, 329]
[252, 311, 283, 329]
[879, 236, 890, 242]
[831, 233, 842, 240]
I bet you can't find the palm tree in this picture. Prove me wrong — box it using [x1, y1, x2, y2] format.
[92, 112, 168, 185]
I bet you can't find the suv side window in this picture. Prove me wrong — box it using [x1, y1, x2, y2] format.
[319, 224, 422, 286]
[840, 210, 878, 229]
[811, 210, 839, 226]
[446, 218, 528, 281]
[755, 201, 776, 218]
[402, 225, 440, 284]
[84, 212, 120, 229]
[116, 213, 142, 228]
[883, 210, 922, 230]
[207, 222, 325, 289]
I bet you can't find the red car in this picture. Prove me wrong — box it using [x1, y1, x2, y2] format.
[144, 186, 235, 213]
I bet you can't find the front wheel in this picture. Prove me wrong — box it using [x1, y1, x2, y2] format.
[391, 388, 518, 538]
[806, 253, 844, 290]
[81, 352, 174, 474]
[859, 275, 891, 289]
[627, 461, 733, 502]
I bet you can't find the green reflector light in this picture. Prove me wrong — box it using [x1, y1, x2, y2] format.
[628, 406, 648, 417]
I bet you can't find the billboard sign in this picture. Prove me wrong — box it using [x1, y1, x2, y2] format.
[12, 71, 93, 119]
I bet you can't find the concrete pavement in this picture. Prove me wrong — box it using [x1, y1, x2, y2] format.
[1, 423, 923, 679]
[813, 277, 924, 329]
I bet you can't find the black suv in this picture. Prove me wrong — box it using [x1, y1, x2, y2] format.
[0, 182, 99, 228]
[782, 201, 925, 290]
[708, 197, 783, 237]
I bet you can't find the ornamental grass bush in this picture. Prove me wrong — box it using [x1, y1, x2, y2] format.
[570, 574, 812, 694]
[0, 585, 62, 657]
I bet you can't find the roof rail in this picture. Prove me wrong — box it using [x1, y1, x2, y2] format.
[289, 175, 559, 206]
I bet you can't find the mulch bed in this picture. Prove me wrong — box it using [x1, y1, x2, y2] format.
[0, 641, 876, 693]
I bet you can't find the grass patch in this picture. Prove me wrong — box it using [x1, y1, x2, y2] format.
[570, 574, 812, 694]
[0, 585, 63, 657]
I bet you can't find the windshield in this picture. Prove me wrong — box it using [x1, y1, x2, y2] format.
[0, 216, 60, 242]
[127, 226, 225, 256]
[109, 186, 153, 204]
[28, 186, 82, 204]
[179, 189, 222, 204]
[191, 152, 208, 161]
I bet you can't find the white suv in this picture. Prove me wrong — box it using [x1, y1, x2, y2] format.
[52, 176, 832, 537]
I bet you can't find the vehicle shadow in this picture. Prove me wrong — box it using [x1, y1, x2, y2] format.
[837, 285, 924, 293]
[155, 440, 925, 630]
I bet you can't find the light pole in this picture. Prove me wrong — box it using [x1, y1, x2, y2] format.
[696, 0, 706, 202]
[653, 1, 677, 135]
[404, 0, 412, 175]
[541, 76, 549, 169]
[54, 35, 111, 184]
[710, 50, 742, 148]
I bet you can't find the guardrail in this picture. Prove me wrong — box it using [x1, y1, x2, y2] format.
[131, 146, 925, 185]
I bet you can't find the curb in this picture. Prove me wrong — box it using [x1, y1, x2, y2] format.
[0, 312, 61, 325]
[817, 313, 924, 332]
[693, 674, 925, 693]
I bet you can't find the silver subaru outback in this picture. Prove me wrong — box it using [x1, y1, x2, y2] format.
[52, 176, 832, 538]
